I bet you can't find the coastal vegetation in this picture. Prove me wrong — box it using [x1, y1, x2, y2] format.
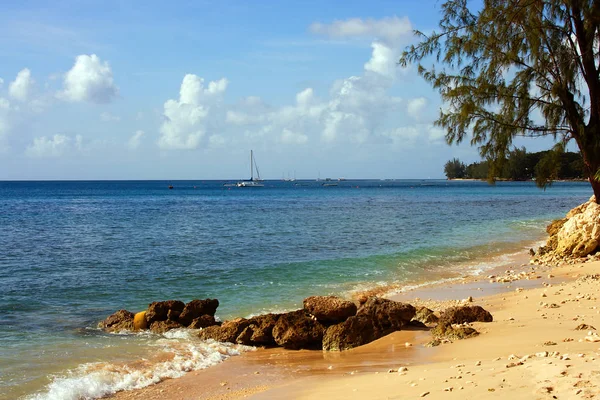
[400, 0, 600, 200]
[443, 149, 585, 180]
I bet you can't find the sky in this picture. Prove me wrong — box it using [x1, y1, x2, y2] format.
[0, 0, 557, 180]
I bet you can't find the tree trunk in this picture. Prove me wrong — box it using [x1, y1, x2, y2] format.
[580, 144, 600, 202]
[589, 176, 600, 202]
[577, 123, 600, 202]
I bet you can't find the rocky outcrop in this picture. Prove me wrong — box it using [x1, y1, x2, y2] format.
[198, 318, 250, 343]
[239, 314, 280, 346]
[303, 296, 357, 324]
[412, 306, 438, 325]
[322, 297, 416, 351]
[429, 305, 493, 343]
[359, 297, 416, 330]
[438, 305, 493, 326]
[179, 299, 219, 325]
[188, 315, 218, 329]
[100, 296, 485, 351]
[535, 196, 600, 262]
[150, 319, 183, 333]
[99, 298, 220, 334]
[98, 310, 134, 332]
[429, 324, 479, 344]
[197, 314, 281, 346]
[272, 310, 325, 349]
[146, 300, 185, 324]
[323, 314, 378, 351]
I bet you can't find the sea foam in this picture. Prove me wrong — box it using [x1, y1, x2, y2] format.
[27, 330, 253, 400]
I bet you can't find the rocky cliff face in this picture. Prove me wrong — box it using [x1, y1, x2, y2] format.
[535, 196, 600, 263]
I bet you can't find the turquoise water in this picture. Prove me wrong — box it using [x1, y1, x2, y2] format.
[0, 179, 592, 399]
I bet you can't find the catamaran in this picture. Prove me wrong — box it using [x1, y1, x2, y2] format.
[237, 150, 264, 187]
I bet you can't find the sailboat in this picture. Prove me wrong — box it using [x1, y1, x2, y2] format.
[237, 150, 264, 187]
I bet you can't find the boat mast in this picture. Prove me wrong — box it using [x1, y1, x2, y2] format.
[250, 150, 253, 181]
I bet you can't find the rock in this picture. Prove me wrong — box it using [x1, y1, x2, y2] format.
[146, 300, 185, 324]
[408, 320, 428, 328]
[188, 315, 218, 329]
[547, 218, 568, 236]
[323, 314, 379, 351]
[197, 313, 280, 346]
[438, 305, 493, 325]
[150, 319, 183, 333]
[233, 314, 280, 346]
[575, 324, 596, 330]
[272, 310, 325, 350]
[322, 298, 416, 351]
[303, 296, 357, 324]
[133, 311, 148, 330]
[358, 297, 416, 331]
[98, 309, 134, 332]
[198, 318, 250, 343]
[412, 306, 439, 325]
[178, 299, 219, 326]
[553, 199, 600, 258]
[241, 313, 280, 346]
[431, 324, 479, 340]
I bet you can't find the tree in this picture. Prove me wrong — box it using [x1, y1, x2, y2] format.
[444, 157, 467, 178]
[400, 0, 600, 199]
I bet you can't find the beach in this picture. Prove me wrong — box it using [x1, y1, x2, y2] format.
[1, 180, 593, 400]
[109, 253, 600, 399]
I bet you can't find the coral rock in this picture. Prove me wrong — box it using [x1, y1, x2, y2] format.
[303, 296, 357, 324]
[98, 309, 134, 332]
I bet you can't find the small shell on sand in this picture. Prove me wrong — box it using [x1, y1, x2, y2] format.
[420, 392, 430, 397]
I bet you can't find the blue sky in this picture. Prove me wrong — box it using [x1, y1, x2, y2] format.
[0, 0, 556, 180]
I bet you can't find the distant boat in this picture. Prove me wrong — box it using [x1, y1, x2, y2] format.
[322, 182, 338, 187]
[237, 150, 264, 187]
[168, 185, 174, 189]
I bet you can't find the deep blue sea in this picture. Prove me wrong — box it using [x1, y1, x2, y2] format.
[0, 179, 592, 399]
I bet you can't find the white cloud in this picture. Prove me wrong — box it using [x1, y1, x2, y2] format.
[26, 134, 72, 157]
[311, 17, 414, 80]
[0, 78, 4, 88]
[364, 42, 397, 78]
[406, 97, 427, 119]
[296, 88, 314, 107]
[179, 74, 228, 104]
[9, 68, 34, 102]
[158, 74, 227, 150]
[59, 54, 118, 104]
[127, 130, 144, 149]
[309, 16, 413, 44]
[280, 128, 308, 145]
[100, 112, 121, 122]
[427, 125, 447, 144]
[226, 110, 266, 125]
[383, 126, 420, 146]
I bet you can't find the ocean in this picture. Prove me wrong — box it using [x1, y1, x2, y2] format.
[0, 179, 592, 399]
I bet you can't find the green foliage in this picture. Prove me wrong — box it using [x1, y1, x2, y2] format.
[401, 0, 600, 196]
[444, 158, 467, 178]
[446, 149, 585, 181]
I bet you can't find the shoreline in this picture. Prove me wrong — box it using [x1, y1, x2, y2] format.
[107, 238, 594, 400]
